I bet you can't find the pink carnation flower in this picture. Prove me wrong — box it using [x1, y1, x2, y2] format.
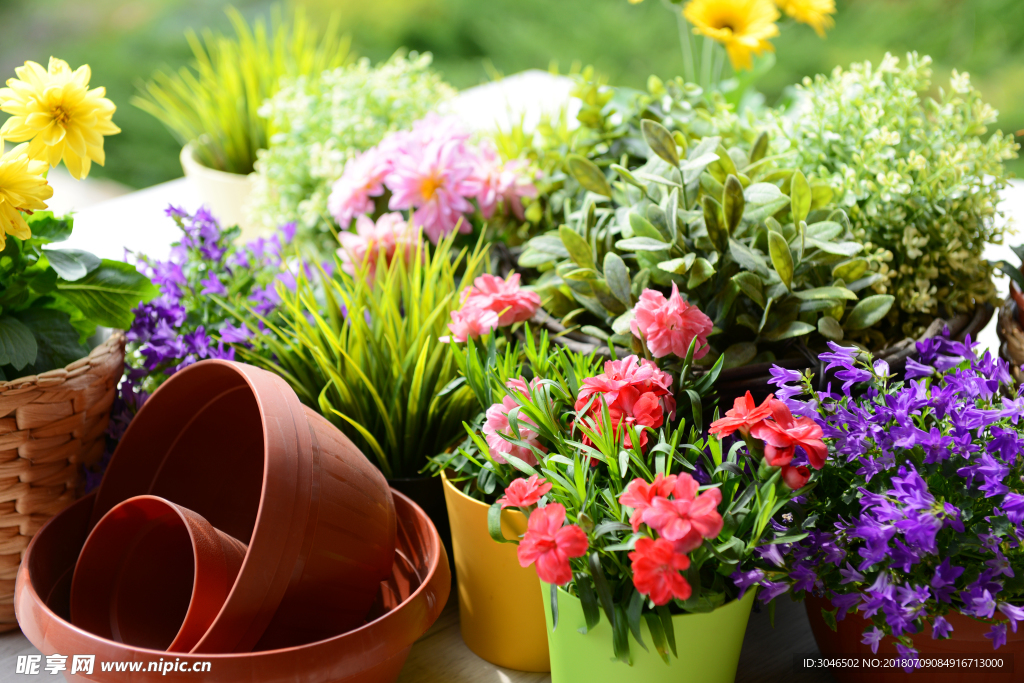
[482, 394, 544, 466]
[327, 149, 390, 227]
[517, 503, 588, 585]
[439, 305, 498, 344]
[463, 144, 538, 220]
[630, 283, 714, 359]
[641, 474, 724, 554]
[385, 115, 475, 244]
[336, 213, 417, 278]
[462, 273, 540, 327]
[498, 475, 552, 509]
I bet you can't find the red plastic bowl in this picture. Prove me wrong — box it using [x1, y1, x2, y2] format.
[15, 490, 450, 683]
[70, 496, 248, 653]
[91, 360, 397, 652]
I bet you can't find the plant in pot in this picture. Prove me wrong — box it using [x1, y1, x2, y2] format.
[249, 51, 454, 251]
[772, 52, 1019, 345]
[741, 336, 1024, 682]
[519, 104, 896, 401]
[134, 4, 350, 239]
[438, 283, 828, 681]
[0, 57, 153, 630]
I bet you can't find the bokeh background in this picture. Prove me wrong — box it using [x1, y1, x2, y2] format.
[0, 0, 1021, 189]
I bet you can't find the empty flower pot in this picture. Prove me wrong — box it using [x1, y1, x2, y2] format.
[70, 495, 248, 653]
[91, 360, 397, 652]
[15, 490, 450, 683]
[441, 472, 549, 671]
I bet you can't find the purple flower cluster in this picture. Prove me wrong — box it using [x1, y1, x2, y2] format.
[750, 330, 1024, 659]
[92, 207, 300, 490]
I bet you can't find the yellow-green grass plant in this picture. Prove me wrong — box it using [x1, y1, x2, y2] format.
[133, 4, 351, 175]
[237, 233, 489, 479]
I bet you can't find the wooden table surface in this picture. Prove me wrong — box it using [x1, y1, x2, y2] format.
[0, 578, 834, 682]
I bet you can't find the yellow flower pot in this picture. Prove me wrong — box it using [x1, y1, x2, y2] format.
[441, 472, 550, 672]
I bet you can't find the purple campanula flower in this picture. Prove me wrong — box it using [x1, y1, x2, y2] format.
[986, 623, 1007, 650]
[861, 626, 884, 654]
[757, 581, 790, 603]
[220, 321, 251, 344]
[831, 591, 861, 619]
[931, 615, 952, 639]
[730, 568, 764, 598]
[1002, 493, 1024, 524]
[904, 357, 934, 380]
[999, 603, 1024, 633]
[839, 563, 865, 585]
[895, 643, 918, 671]
[200, 273, 227, 296]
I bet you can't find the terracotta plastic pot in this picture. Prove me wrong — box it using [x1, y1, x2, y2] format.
[179, 143, 261, 241]
[806, 594, 1024, 683]
[390, 475, 451, 565]
[542, 582, 755, 683]
[70, 495, 248, 653]
[91, 360, 396, 652]
[16, 489, 449, 682]
[441, 473, 549, 672]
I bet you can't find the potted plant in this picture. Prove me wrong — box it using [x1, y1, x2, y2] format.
[741, 335, 1024, 681]
[133, 5, 350, 239]
[0, 57, 153, 631]
[773, 52, 1018, 346]
[440, 282, 825, 680]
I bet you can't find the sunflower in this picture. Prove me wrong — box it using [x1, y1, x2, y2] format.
[0, 144, 52, 248]
[775, 0, 835, 38]
[683, 0, 780, 71]
[0, 57, 120, 180]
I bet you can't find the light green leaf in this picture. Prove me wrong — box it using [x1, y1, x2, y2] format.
[790, 170, 811, 224]
[744, 182, 784, 204]
[844, 294, 895, 330]
[832, 259, 869, 282]
[641, 119, 679, 167]
[767, 231, 793, 290]
[794, 286, 858, 301]
[728, 239, 770, 277]
[567, 154, 612, 197]
[658, 253, 697, 274]
[806, 239, 862, 257]
[761, 321, 815, 341]
[604, 252, 632, 308]
[616, 237, 670, 252]
[560, 226, 594, 269]
[818, 316, 844, 340]
[687, 258, 715, 289]
[44, 249, 101, 282]
[55, 260, 158, 331]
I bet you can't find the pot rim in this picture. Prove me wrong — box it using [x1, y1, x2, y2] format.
[179, 141, 254, 182]
[17, 489, 449, 662]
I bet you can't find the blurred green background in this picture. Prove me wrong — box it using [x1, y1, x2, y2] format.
[1, 0, 1021, 189]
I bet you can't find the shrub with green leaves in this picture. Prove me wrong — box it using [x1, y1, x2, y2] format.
[237, 233, 487, 479]
[248, 52, 454, 248]
[772, 52, 1019, 344]
[519, 113, 894, 369]
[0, 213, 155, 380]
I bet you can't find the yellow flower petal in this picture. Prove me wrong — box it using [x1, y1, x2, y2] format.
[774, 0, 835, 38]
[683, 0, 779, 71]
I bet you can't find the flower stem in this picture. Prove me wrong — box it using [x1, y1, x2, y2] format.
[663, 0, 696, 84]
[700, 36, 713, 91]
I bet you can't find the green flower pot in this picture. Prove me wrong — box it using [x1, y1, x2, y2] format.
[541, 581, 756, 683]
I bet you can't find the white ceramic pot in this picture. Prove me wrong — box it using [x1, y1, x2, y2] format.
[179, 143, 263, 242]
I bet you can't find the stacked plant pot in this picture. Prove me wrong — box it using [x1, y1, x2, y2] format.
[14, 360, 450, 682]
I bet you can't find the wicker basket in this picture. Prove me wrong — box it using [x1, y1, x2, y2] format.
[0, 330, 125, 632]
[997, 298, 1024, 384]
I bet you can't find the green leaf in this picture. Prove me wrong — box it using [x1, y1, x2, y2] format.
[744, 182, 784, 204]
[722, 175, 745, 234]
[13, 308, 88, 374]
[616, 237, 670, 252]
[55, 260, 158, 330]
[994, 261, 1024, 294]
[804, 221, 843, 241]
[821, 608, 838, 633]
[741, 197, 790, 224]
[641, 119, 680, 167]
[656, 605, 677, 657]
[613, 604, 631, 665]
[731, 271, 765, 308]
[658, 253, 696, 275]
[550, 583, 559, 632]
[818, 316, 844, 340]
[767, 231, 793, 289]
[629, 212, 665, 241]
[626, 588, 648, 652]
[687, 258, 715, 289]
[44, 249, 101, 282]
[806, 239, 862, 257]
[760, 321, 815, 342]
[794, 286, 858, 301]
[25, 212, 72, 243]
[604, 253, 632, 308]
[560, 226, 594, 269]
[749, 132, 769, 165]
[645, 612, 671, 664]
[702, 196, 727, 252]
[577, 578, 602, 634]
[728, 238, 770, 277]
[844, 294, 895, 331]
[589, 552, 616, 625]
[567, 154, 612, 197]
[487, 501, 514, 544]
[0, 315, 37, 370]
[832, 258, 869, 282]
[722, 342, 757, 369]
[790, 170, 811, 224]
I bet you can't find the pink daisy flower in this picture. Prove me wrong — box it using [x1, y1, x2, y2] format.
[336, 212, 417, 278]
[327, 148, 390, 227]
[464, 144, 538, 220]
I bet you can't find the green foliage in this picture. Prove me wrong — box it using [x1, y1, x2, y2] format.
[133, 4, 351, 175]
[519, 78, 892, 365]
[248, 51, 454, 248]
[239, 232, 488, 479]
[0, 212, 156, 380]
[773, 52, 1019, 344]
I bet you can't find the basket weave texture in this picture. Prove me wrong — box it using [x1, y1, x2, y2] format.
[0, 331, 125, 632]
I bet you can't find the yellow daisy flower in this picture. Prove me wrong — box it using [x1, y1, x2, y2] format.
[683, 0, 780, 71]
[0, 143, 53, 248]
[775, 0, 836, 38]
[0, 57, 120, 180]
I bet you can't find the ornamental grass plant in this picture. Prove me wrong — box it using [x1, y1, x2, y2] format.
[740, 334, 1024, 658]
[238, 229, 489, 479]
[134, 5, 351, 175]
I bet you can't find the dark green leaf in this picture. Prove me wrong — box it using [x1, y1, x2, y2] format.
[604, 253, 632, 308]
[551, 582, 559, 631]
[641, 119, 680, 167]
[728, 239, 770, 277]
[645, 612, 671, 664]
[686, 258, 715, 289]
[567, 154, 612, 197]
[0, 315, 37, 370]
[589, 552, 616, 625]
[844, 294, 895, 331]
[576, 577, 601, 633]
[656, 605, 677, 657]
[55, 260, 157, 330]
[821, 608, 838, 632]
[818, 316, 844, 340]
[25, 212, 72, 243]
[722, 175, 745, 234]
[13, 308, 88, 374]
[749, 132, 769, 165]
[760, 321, 815, 341]
[626, 588, 648, 652]
[731, 271, 765, 308]
[613, 604, 631, 665]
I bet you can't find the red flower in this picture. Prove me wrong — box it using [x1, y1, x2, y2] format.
[618, 474, 677, 531]
[763, 444, 794, 467]
[629, 537, 692, 605]
[708, 391, 775, 438]
[642, 474, 724, 553]
[498, 475, 552, 509]
[574, 355, 676, 450]
[781, 465, 811, 490]
[749, 400, 828, 469]
[517, 503, 589, 585]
